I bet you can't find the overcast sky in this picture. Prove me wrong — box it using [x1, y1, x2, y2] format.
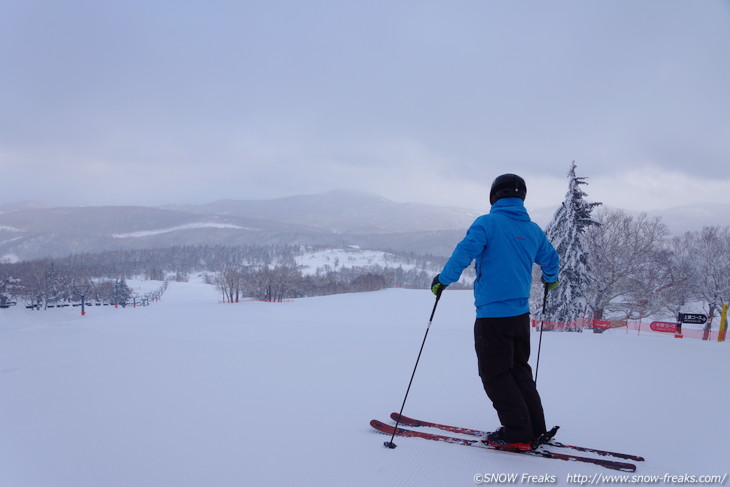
[1, 0, 729, 212]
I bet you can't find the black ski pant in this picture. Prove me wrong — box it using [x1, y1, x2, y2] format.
[474, 313, 546, 443]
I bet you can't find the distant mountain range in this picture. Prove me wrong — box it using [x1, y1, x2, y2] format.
[0, 191, 477, 262]
[161, 190, 482, 234]
[1, 190, 727, 262]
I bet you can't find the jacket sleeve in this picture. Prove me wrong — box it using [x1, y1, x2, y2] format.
[535, 233, 559, 283]
[439, 218, 488, 286]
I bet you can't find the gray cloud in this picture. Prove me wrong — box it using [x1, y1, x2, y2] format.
[1, 0, 728, 211]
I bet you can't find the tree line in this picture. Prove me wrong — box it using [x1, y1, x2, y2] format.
[0, 261, 170, 309]
[210, 263, 448, 302]
[541, 162, 730, 329]
[585, 210, 729, 323]
[0, 245, 450, 307]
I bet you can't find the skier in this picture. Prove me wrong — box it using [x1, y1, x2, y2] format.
[431, 174, 559, 450]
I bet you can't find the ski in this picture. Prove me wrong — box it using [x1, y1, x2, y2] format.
[391, 412, 644, 462]
[371, 419, 637, 472]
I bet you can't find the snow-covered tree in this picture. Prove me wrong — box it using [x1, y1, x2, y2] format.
[216, 264, 246, 303]
[659, 231, 699, 318]
[0, 275, 21, 307]
[693, 226, 730, 329]
[658, 227, 729, 336]
[113, 277, 132, 307]
[45, 262, 65, 308]
[544, 162, 601, 327]
[584, 208, 668, 319]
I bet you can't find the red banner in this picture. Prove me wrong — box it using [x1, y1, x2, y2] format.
[592, 319, 611, 329]
[650, 321, 677, 333]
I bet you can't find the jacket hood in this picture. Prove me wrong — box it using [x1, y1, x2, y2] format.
[490, 197, 531, 222]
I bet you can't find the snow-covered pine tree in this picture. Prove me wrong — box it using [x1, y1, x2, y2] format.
[544, 162, 601, 329]
[45, 262, 63, 308]
[114, 278, 132, 307]
[0, 275, 21, 307]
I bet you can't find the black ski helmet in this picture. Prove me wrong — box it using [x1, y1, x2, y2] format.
[489, 173, 527, 205]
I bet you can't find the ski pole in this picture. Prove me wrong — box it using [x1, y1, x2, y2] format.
[534, 283, 549, 385]
[384, 292, 441, 449]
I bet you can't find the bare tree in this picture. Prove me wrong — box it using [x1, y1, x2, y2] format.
[350, 273, 387, 292]
[584, 208, 668, 319]
[693, 226, 730, 330]
[658, 231, 697, 318]
[215, 264, 246, 303]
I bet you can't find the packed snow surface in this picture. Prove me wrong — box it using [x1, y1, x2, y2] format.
[0, 281, 728, 487]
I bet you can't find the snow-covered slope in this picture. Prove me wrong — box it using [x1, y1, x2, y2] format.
[295, 248, 422, 275]
[112, 222, 252, 238]
[0, 191, 476, 260]
[0, 282, 727, 486]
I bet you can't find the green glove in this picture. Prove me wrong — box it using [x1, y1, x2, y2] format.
[431, 274, 448, 296]
[543, 279, 559, 291]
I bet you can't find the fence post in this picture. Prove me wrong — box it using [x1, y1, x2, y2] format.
[675, 313, 683, 339]
[719, 305, 728, 342]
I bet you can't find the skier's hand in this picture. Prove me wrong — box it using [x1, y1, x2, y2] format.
[431, 274, 448, 296]
[542, 279, 559, 291]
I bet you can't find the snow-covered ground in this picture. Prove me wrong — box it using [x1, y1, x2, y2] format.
[295, 248, 423, 275]
[294, 247, 476, 286]
[0, 280, 728, 487]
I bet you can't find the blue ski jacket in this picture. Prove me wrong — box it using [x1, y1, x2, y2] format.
[438, 198, 559, 318]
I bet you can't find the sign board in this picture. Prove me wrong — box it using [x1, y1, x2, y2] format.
[650, 321, 677, 333]
[649, 321, 677, 333]
[592, 319, 611, 330]
[677, 313, 708, 325]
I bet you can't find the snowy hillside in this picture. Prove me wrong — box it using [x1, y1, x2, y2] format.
[0, 191, 476, 260]
[163, 189, 483, 234]
[0, 281, 727, 487]
[295, 248, 421, 275]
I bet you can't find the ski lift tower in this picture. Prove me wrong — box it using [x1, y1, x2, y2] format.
[73, 284, 92, 316]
